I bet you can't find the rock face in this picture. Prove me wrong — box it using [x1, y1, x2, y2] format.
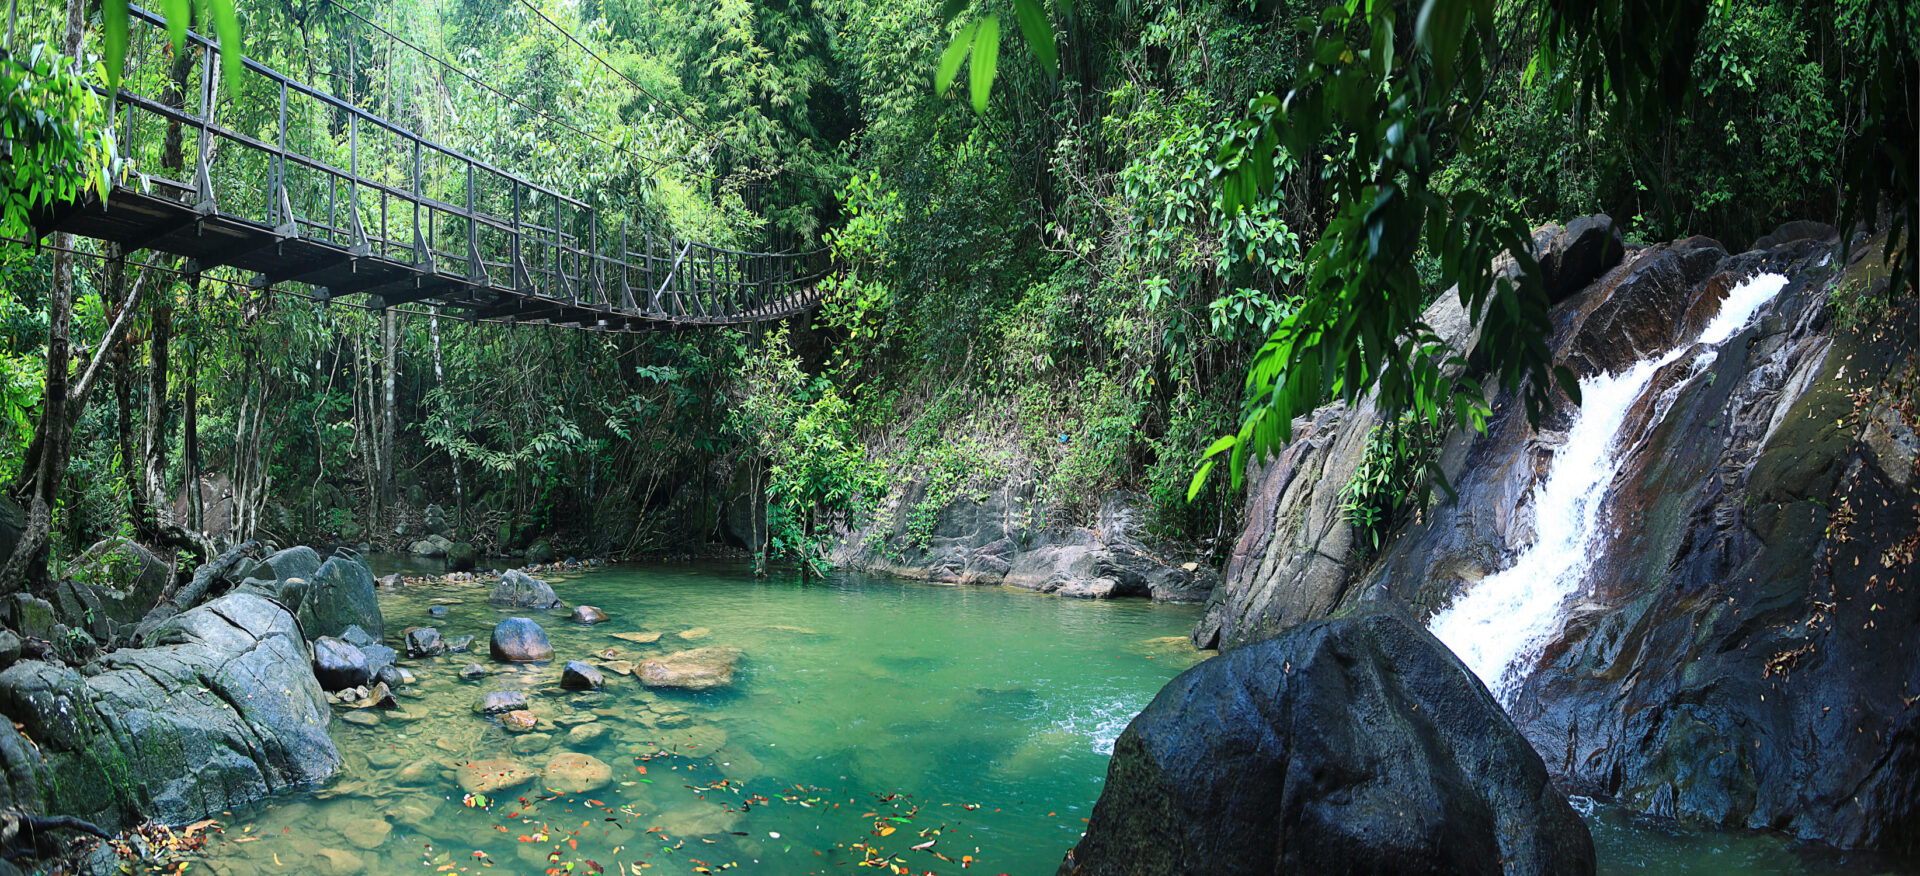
[1064, 605, 1593, 876]
[1191, 217, 1633, 651]
[1192, 223, 1920, 852]
[639, 646, 742, 690]
[833, 489, 1217, 602]
[0, 594, 340, 830]
[490, 618, 553, 662]
[489, 570, 561, 610]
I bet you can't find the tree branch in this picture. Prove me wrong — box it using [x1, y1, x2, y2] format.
[67, 256, 153, 408]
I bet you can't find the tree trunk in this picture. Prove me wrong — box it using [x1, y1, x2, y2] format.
[0, 0, 89, 593]
[142, 281, 175, 539]
[380, 308, 398, 515]
[429, 307, 465, 532]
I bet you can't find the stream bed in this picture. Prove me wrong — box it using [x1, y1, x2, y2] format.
[182, 560, 1908, 875]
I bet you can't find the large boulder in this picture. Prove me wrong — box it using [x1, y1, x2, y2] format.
[297, 556, 384, 641]
[0, 593, 340, 830]
[638, 646, 742, 691]
[489, 618, 553, 663]
[1063, 605, 1592, 875]
[53, 537, 174, 642]
[489, 570, 561, 610]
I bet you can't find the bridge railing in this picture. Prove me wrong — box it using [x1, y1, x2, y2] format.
[91, 6, 830, 325]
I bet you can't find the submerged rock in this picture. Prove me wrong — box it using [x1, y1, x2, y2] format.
[457, 758, 535, 794]
[0, 593, 340, 830]
[490, 618, 553, 663]
[639, 646, 742, 690]
[542, 752, 611, 794]
[489, 570, 561, 610]
[560, 661, 604, 690]
[569, 605, 608, 625]
[1064, 605, 1592, 875]
[459, 663, 488, 680]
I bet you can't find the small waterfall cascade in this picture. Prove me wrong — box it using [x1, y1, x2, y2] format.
[1429, 272, 1792, 702]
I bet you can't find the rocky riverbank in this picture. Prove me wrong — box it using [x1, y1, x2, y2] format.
[831, 484, 1218, 602]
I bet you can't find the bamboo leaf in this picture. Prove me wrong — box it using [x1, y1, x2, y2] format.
[1013, 0, 1056, 76]
[208, 0, 242, 100]
[935, 19, 979, 99]
[969, 15, 1000, 115]
[104, 0, 130, 91]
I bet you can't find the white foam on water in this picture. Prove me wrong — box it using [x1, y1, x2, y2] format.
[1428, 272, 1790, 702]
[1052, 696, 1152, 755]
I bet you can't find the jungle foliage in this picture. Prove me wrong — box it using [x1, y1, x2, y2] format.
[1, 0, 1911, 576]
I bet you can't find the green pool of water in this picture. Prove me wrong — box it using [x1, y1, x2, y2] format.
[195, 561, 1208, 876]
[185, 560, 1912, 876]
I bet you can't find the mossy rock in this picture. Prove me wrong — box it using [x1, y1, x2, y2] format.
[447, 542, 478, 572]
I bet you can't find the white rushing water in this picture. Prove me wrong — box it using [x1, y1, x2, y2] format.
[1429, 272, 1791, 702]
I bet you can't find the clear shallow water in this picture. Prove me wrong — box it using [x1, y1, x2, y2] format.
[178, 559, 1912, 876]
[192, 562, 1210, 875]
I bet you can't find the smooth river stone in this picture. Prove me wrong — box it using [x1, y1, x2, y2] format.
[561, 661, 605, 690]
[457, 758, 536, 794]
[570, 605, 609, 624]
[490, 617, 553, 662]
[501, 710, 538, 732]
[639, 646, 742, 690]
[601, 660, 636, 676]
[610, 631, 661, 644]
[676, 627, 711, 641]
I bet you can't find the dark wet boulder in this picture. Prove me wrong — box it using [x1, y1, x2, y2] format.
[361, 643, 397, 684]
[526, 542, 556, 565]
[489, 570, 561, 610]
[447, 542, 478, 572]
[0, 631, 21, 669]
[560, 661, 604, 690]
[1751, 219, 1836, 250]
[0, 593, 340, 830]
[489, 618, 552, 663]
[477, 690, 529, 714]
[312, 637, 371, 691]
[404, 627, 444, 658]
[1538, 214, 1626, 305]
[261, 555, 384, 643]
[1064, 605, 1592, 876]
[569, 605, 608, 625]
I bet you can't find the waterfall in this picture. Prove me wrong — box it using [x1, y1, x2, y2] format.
[1429, 272, 1792, 702]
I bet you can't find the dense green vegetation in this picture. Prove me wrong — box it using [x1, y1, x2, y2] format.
[2, 0, 1912, 579]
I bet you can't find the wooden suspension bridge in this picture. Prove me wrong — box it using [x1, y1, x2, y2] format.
[28, 5, 831, 332]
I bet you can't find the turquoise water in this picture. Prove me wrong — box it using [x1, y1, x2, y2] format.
[182, 560, 1912, 876]
[194, 561, 1209, 876]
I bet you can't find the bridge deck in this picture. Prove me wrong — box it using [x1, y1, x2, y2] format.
[29, 4, 829, 332]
